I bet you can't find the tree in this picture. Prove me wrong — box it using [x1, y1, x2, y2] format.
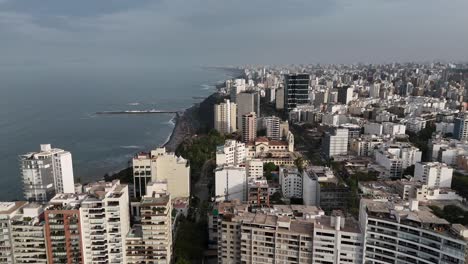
[264, 162, 278, 181]
[175, 258, 191, 264]
[295, 157, 305, 172]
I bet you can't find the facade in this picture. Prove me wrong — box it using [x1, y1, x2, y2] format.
[215, 166, 247, 202]
[10, 203, 48, 264]
[350, 136, 383, 157]
[322, 128, 349, 158]
[0, 201, 28, 263]
[20, 144, 75, 202]
[245, 159, 263, 180]
[247, 179, 270, 207]
[280, 166, 303, 199]
[375, 143, 422, 178]
[264, 116, 281, 140]
[405, 117, 428, 133]
[337, 86, 354, 104]
[216, 140, 246, 167]
[360, 199, 468, 264]
[284, 73, 310, 112]
[126, 182, 173, 264]
[302, 170, 319, 206]
[45, 202, 84, 264]
[236, 91, 260, 128]
[217, 205, 327, 264]
[414, 162, 453, 188]
[312, 211, 363, 264]
[80, 181, 130, 264]
[214, 99, 237, 134]
[132, 148, 190, 198]
[319, 183, 351, 213]
[241, 112, 257, 143]
[219, 213, 314, 264]
[454, 111, 468, 140]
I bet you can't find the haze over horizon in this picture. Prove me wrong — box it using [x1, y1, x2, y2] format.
[0, 0, 468, 70]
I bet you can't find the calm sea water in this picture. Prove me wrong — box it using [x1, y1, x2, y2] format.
[0, 66, 233, 200]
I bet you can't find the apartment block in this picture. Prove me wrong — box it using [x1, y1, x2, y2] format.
[214, 99, 237, 134]
[312, 211, 363, 264]
[361, 199, 468, 264]
[132, 147, 190, 198]
[216, 140, 246, 167]
[126, 182, 172, 264]
[11, 203, 48, 264]
[0, 201, 28, 263]
[414, 162, 453, 188]
[20, 144, 75, 202]
[45, 197, 84, 264]
[80, 180, 130, 264]
[246, 159, 263, 180]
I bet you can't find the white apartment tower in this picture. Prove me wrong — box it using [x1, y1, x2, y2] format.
[214, 99, 237, 134]
[216, 140, 246, 167]
[414, 162, 453, 188]
[20, 144, 75, 202]
[214, 166, 247, 202]
[312, 211, 363, 264]
[80, 180, 130, 264]
[322, 128, 349, 158]
[360, 199, 468, 264]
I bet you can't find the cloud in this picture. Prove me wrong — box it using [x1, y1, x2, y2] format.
[0, 0, 467, 68]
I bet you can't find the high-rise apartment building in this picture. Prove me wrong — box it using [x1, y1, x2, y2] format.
[0, 202, 28, 263]
[216, 140, 246, 167]
[454, 111, 468, 140]
[284, 73, 310, 112]
[80, 180, 130, 264]
[241, 112, 257, 143]
[322, 128, 349, 158]
[215, 166, 247, 202]
[217, 205, 334, 264]
[375, 143, 422, 178]
[125, 182, 172, 264]
[236, 91, 260, 128]
[360, 199, 468, 264]
[20, 144, 75, 202]
[214, 99, 237, 134]
[45, 196, 84, 264]
[280, 166, 303, 199]
[312, 211, 363, 264]
[263, 116, 281, 140]
[10, 203, 48, 264]
[337, 85, 354, 104]
[132, 147, 190, 198]
[414, 162, 453, 188]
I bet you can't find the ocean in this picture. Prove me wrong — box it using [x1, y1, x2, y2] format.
[0, 66, 234, 201]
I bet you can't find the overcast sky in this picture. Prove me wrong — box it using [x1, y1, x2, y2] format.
[0, 0, 467, 68]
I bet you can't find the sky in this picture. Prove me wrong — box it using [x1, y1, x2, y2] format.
[0, 0, 467, 68]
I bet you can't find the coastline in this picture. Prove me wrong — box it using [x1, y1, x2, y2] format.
[105, 67, 243, 181]
[163, 67, 244, 152]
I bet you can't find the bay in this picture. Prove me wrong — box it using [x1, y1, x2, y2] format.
[0, 66, 232, 200]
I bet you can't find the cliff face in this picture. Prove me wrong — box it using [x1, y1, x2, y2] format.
[196, 92, 229, 134]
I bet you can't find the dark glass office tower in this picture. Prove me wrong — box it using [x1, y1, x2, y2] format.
[284, 73, 310, 112]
